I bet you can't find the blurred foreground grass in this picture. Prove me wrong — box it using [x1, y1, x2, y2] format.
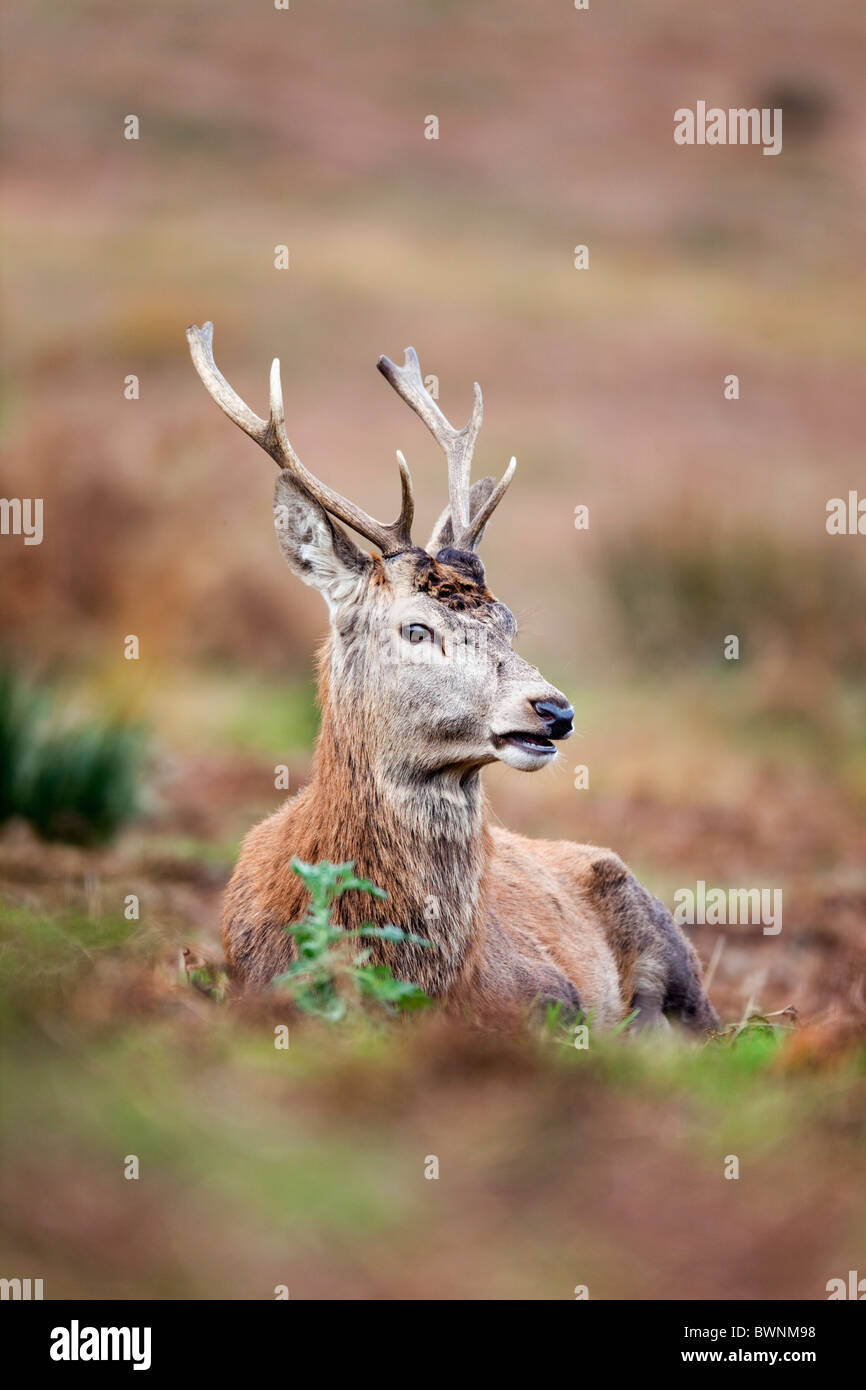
[1, 895, 865, 1300]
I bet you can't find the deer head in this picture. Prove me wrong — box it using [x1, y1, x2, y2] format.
[187, 323, 574, 777]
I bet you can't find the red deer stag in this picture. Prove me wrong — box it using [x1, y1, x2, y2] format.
[187, 322, 719, 1033]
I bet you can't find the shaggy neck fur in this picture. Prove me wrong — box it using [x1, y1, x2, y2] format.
[288, 649, 491, 997]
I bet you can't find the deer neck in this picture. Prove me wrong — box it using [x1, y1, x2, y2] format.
[297, 678, 491, 997]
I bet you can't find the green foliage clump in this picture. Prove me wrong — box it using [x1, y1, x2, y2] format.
[273, 858, 432, 1022]
[0, 662, 145, 845]
[0, 665, 43, 821]
[21, 722, 144, 846]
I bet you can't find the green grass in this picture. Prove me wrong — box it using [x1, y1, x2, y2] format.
[143, 835, 241, 869]
[0, 900, 145, 1027]
[219, 678, 319, 756]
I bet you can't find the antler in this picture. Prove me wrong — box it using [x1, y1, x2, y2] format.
[376, 346, 515, 553]
[186, 322, 415, 557]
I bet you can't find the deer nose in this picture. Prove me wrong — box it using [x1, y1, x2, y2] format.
[531, 698, 574, 740]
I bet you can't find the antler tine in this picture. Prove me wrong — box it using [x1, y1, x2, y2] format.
[377, 347, 482, 539]
[187, 322, 414, 556]
[462, 456, 517, 551]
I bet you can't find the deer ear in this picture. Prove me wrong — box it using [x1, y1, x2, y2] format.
[425, 476, 497, 555]
[274, 470, 371, 611]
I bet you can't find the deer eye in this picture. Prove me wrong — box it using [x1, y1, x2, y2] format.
[402, 622, 435, 645]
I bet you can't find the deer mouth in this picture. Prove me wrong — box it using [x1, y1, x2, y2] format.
[499, 731, 556, 757]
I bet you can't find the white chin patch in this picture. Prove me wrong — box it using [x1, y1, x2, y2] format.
[495, 739, 557, 772]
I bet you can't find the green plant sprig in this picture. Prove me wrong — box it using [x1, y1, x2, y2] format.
[271, 858, 432, 1021]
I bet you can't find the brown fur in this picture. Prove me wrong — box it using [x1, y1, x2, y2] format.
[412, 553, 494, 611]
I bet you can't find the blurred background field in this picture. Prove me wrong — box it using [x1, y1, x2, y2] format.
[1, 0, 865, 1299]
